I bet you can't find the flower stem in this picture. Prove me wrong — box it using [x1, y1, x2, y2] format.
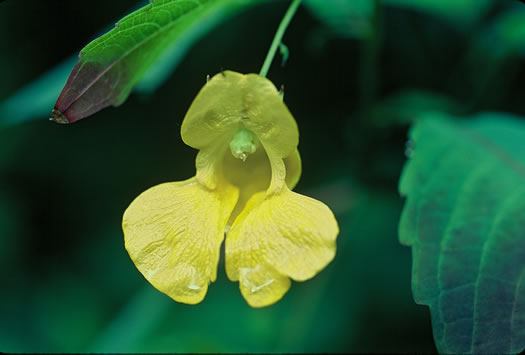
[259, 0, 302, 77]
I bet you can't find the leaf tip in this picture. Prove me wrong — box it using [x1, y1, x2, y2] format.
[50, 108, 69, 124]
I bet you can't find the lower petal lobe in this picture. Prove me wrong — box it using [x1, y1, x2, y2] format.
[226, 187, 338, 307]
[123, 177, 238, 304]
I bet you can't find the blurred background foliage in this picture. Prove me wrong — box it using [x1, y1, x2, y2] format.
[1, 0, 525, 353]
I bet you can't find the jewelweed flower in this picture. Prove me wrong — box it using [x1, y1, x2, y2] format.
[122, 71, 339, 307]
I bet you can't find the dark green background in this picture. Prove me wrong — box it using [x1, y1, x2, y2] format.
[1, 0, 524, 352]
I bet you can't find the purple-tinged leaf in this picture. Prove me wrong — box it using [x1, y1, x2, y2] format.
[51, 0, 263, 124]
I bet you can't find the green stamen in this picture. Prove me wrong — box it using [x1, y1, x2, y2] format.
[229, 128, 259, 162]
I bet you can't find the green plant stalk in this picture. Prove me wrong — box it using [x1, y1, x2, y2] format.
[259, 0, 302, 77]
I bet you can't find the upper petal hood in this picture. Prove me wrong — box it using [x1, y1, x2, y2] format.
[181, 71, 299, 159]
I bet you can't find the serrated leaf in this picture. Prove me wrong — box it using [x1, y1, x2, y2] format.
[134, 0, 252, 93]
[1, 0, 255, 126]
[399, 113, 525, 354]
[52, 0, 260, 124]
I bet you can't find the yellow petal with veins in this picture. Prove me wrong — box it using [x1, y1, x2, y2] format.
[181, 71, 245, 150]
[226, 186, 338, 306]
[181, 71, 298, 158]
[239, 262, 291, 308]
[284, 149, 301, 191]
[241, 75, 298, 159]
[225, 192, 291, 307]
[123, 177, 238, 304]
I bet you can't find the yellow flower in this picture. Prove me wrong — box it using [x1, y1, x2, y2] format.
[122, 71, 339, 307]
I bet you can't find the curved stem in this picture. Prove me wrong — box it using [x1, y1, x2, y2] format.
[259, 0, 302, 77]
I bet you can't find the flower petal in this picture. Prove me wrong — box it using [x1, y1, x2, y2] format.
[238, 262, 291, 308]
[241, 74, 298, 159]
[123, 177, 238, 304]
[226, 186, 338, 306]
[195, 140, 229, 190]
[222, 146, 302, 226]
[284, 149, 301, 190]
[180, 70, 300, 196]
[181, 71, 245, 150]
[225, 192, 291, 307]
[222, 142, 272, 197]
[181, 71, 298, 159]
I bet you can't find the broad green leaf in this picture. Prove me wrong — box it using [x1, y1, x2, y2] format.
[134, 0, 253, 93]
[0, 9, 129, 127]
[0, 0, 255, 126]
[52, 0, 261, 124]
[399, 113, 525, 354]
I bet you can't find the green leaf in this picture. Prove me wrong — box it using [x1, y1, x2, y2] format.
[1, 0, 257, 126]
[52, 0, 261, 124]
[134, 0, 251, 94]
[399, 113, 525, 354]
